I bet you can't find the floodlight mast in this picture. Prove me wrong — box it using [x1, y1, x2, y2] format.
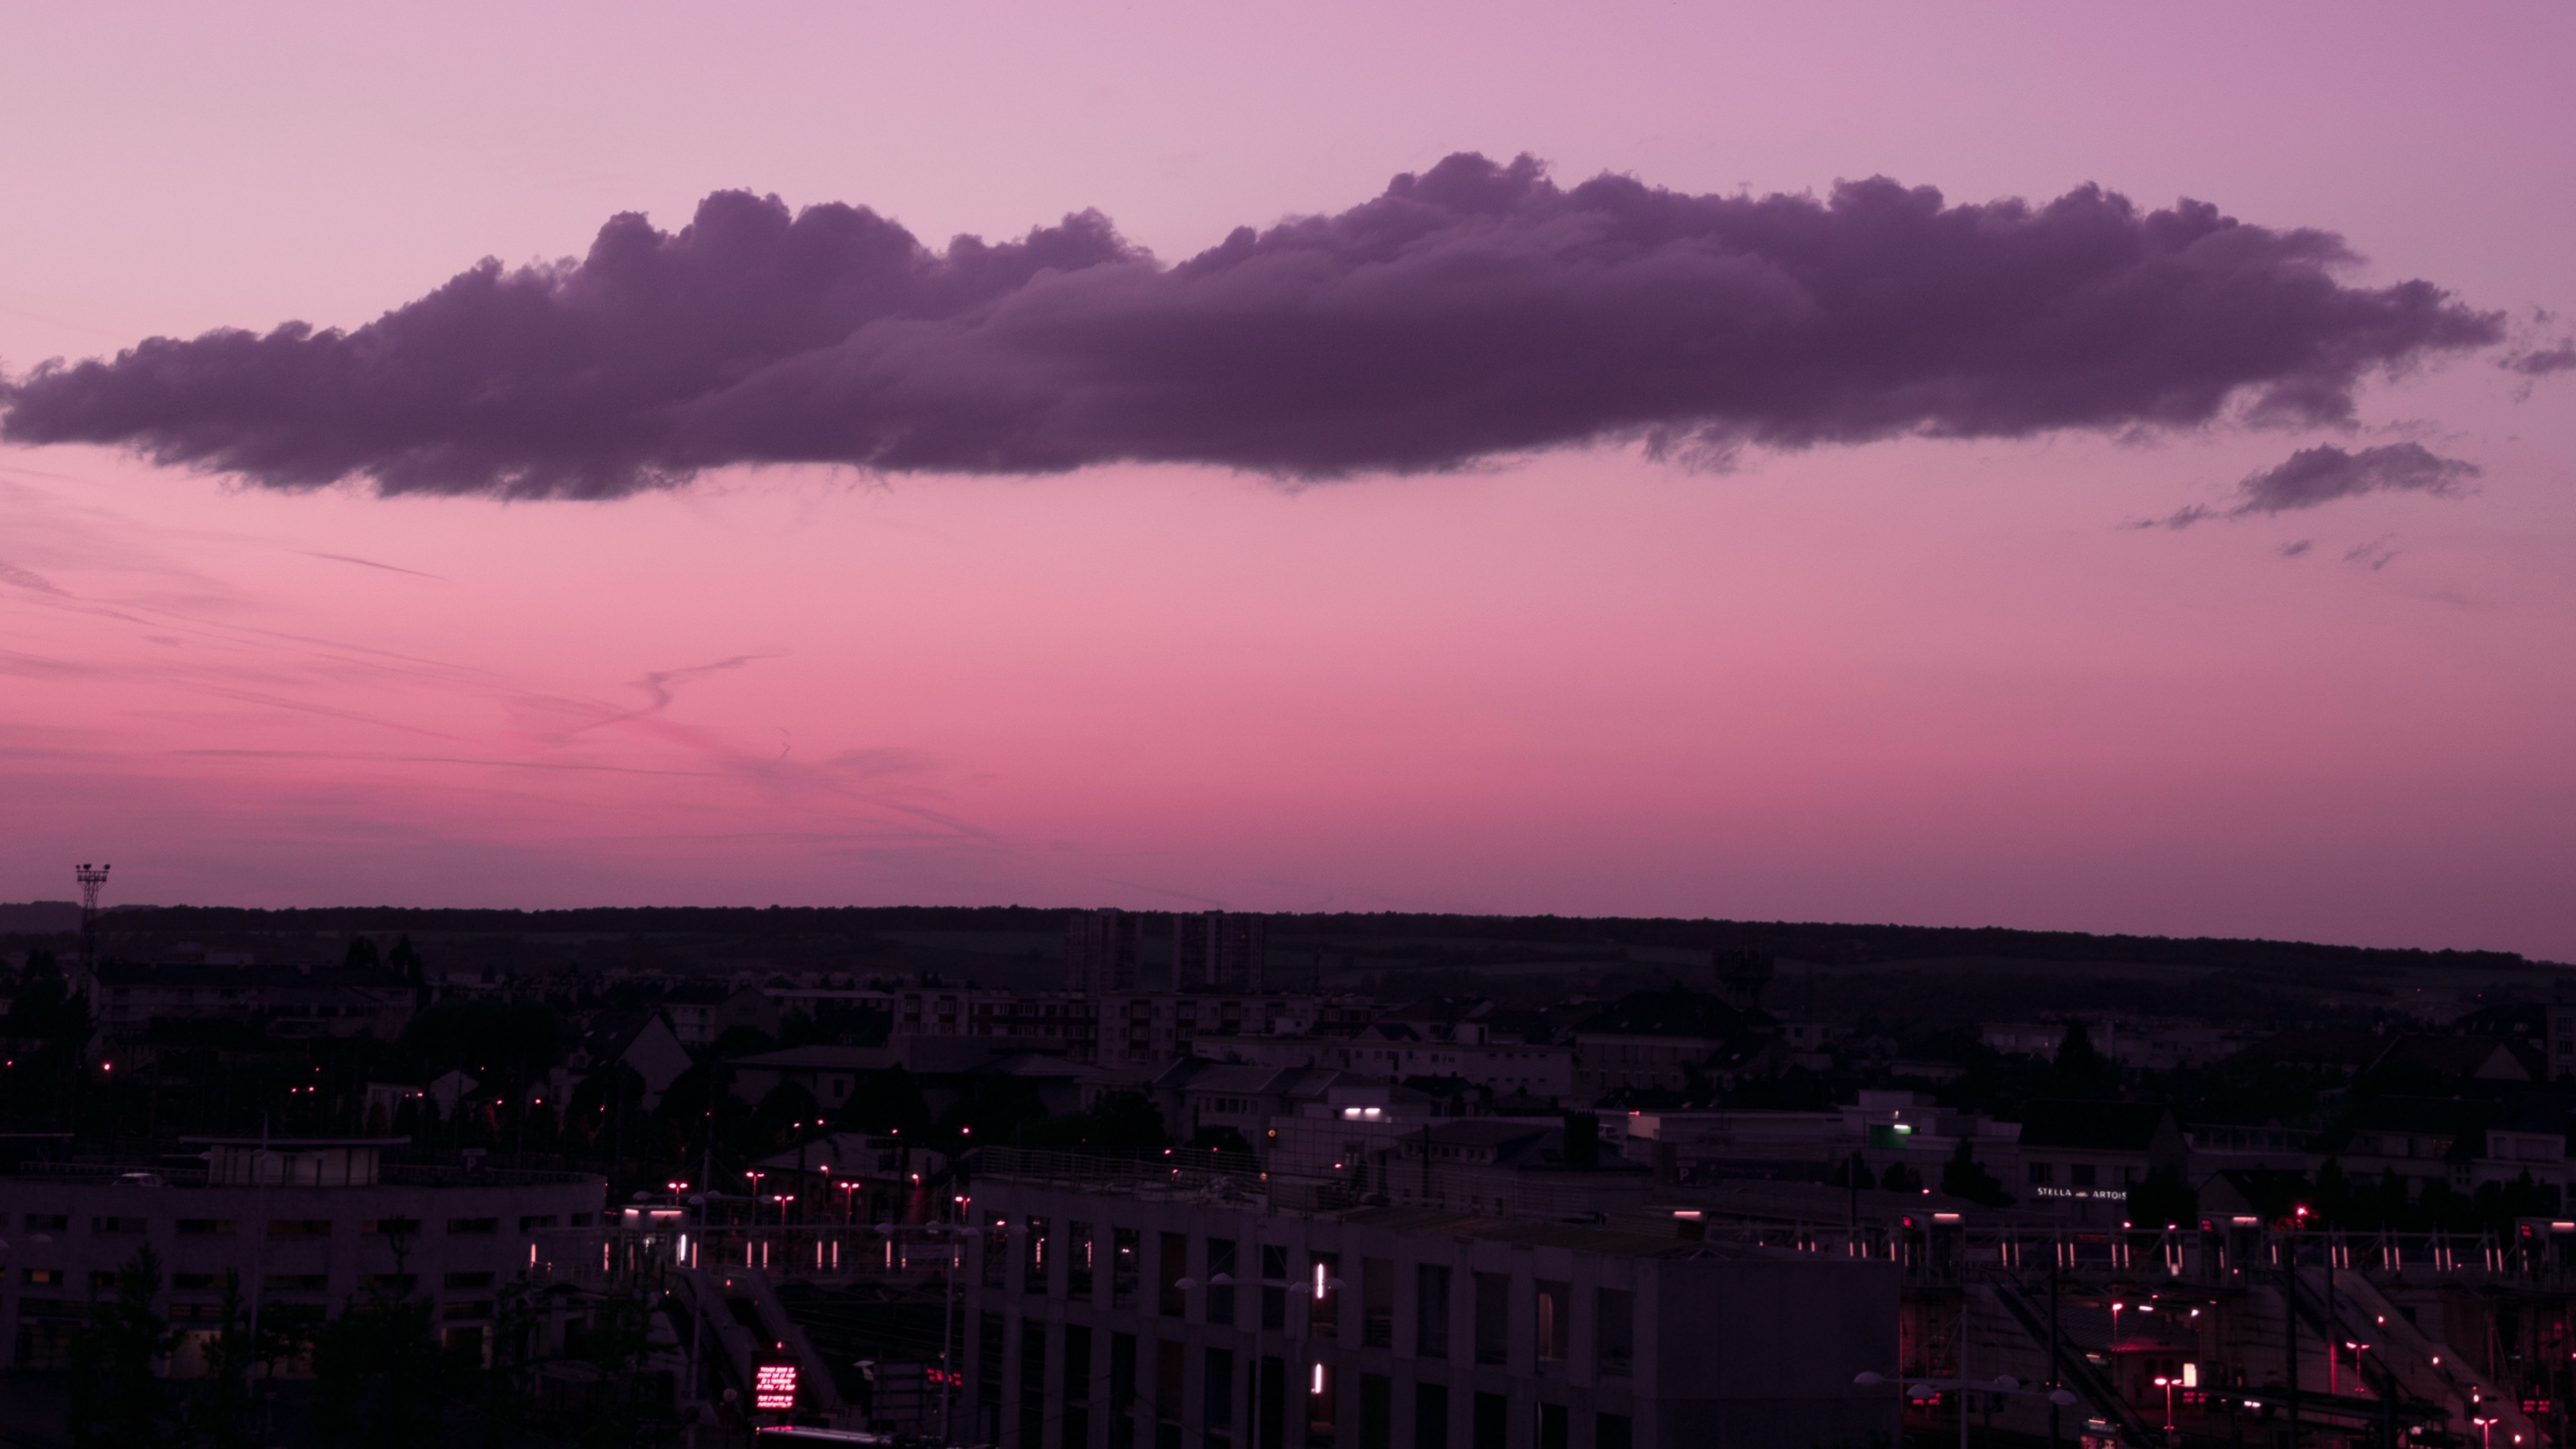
[75, 863, 111, 978]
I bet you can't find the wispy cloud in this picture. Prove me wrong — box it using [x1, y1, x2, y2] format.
[303, 551, 446, 581]
[2141, 443, 2481, 530]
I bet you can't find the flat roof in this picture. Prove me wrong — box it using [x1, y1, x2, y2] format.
[1334, 1205, 1718, 1259]
[178, 1136, 410, 1146]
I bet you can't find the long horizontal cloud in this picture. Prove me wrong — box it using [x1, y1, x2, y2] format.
[0, 153, 2506, 498]
[2237, 441, 2481, 513]
[2147, 441, 2481, 529]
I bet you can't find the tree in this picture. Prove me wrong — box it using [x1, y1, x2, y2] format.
[68, 1246, 178, 1449]
[568, 1289, 680, 1449]
[2053, 1021, 2114, 1096]
[838, 1066, 931, 1135]
[1879, 1162, 1923, 1193]
[1012, 1090, 1171, 1152]
[309, 1298, 453, 1449]
[1185, 1125, 1254, 1155]
[1939, 1139, 2014, 1208]
[1828, 1155, 1878, 1191]
[186, 1271, 260, 1449]
[2126, 1166, 2199, 1228]
[386, 934, 425, 985]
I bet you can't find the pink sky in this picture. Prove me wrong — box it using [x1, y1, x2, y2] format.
[3, 2, 2573, 957]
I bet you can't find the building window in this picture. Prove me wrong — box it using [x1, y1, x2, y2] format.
[92, 1217, 147, 1234]
[2028, 1163, 2053, 1186]
[1415, 1266, 1452, 1359]
[1071, 1222, 1096, 1299]
[987, 1220, 1012, 1290]
[177, 1218, 236, 1236]
[1160, 1233, 1191, 1318]
[1205, 1346, 1236, 1433]
[446, 1217, 498, 1236]
[1261, 1246, 1288, 1330]
[1360, 1258, 1393, 1348]
[1413, 1385, 1448, 1449]
[445, 1272, 493, 1289]
[1157, 1339, 1186, 1431]
[979, 1313, 1006, 1409]
[1114, 1228, 1140, 1307]
[1028, 1217, 1052, 1295]
[1208, 1238, 1238, 1326]
[270, 1219, 334, 1238]
[2071, 1165, 2096, 1189]
[1472, 1273, 1508, 1366]
[1595, 1413, 1631, 1449]
[1472, 1393, 1506, 1449]
[1024, 1322, 1051, 1449]
[1067, 1324, 1095, 1410]
[1307, 1363, 1336, 1449]
[1536, 1403, 1566, 1449]
[1534, 1281, 1568, 1365]
[1595, 1289, 1633, 1375]
[1308, 1253, 1340, 1337]
[1358, 1374, 1391, 1449]
[1111, 1332, 1138, 1440]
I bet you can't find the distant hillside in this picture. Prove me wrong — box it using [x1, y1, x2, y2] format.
[1265, 913, 2558, 981]
[0, 902, 2551, 983]
[0, 901, 80, 934]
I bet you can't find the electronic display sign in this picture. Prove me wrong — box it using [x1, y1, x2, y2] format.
[754, 1358, 800, 1412]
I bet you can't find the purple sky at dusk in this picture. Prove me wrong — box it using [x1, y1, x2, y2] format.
[3, 3, 2572, 957]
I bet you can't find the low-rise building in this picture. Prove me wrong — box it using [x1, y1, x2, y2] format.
[2016, 1102, 2186, 1220]
[0, 1137, 604, 1370]
[957, 1171, 1896, 1449]
[663, 983, 782, 1046]
[88, 962, 416, 1039]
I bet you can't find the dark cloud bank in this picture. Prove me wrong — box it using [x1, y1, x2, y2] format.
[0, 153, 2508, 499]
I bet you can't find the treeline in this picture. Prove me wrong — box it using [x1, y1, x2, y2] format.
[8, 902, 2549, 980]
[1270, 913, 2548, 977]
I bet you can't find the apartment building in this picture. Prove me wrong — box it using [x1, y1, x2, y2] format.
[957, 1174, 1895, 1449]
[1069, 910, 1147, 994]
[1173, 914, 1268, 994]
[87, 962, 416, 1039]
[890, 989, 1374, 1068]
[0, 1138, 604, 1371]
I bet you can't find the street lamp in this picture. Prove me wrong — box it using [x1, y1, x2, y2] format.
[2152, 1375, 2176, 1433]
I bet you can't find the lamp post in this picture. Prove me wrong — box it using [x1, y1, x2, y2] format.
[2153, 1375, 2176, 1434]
